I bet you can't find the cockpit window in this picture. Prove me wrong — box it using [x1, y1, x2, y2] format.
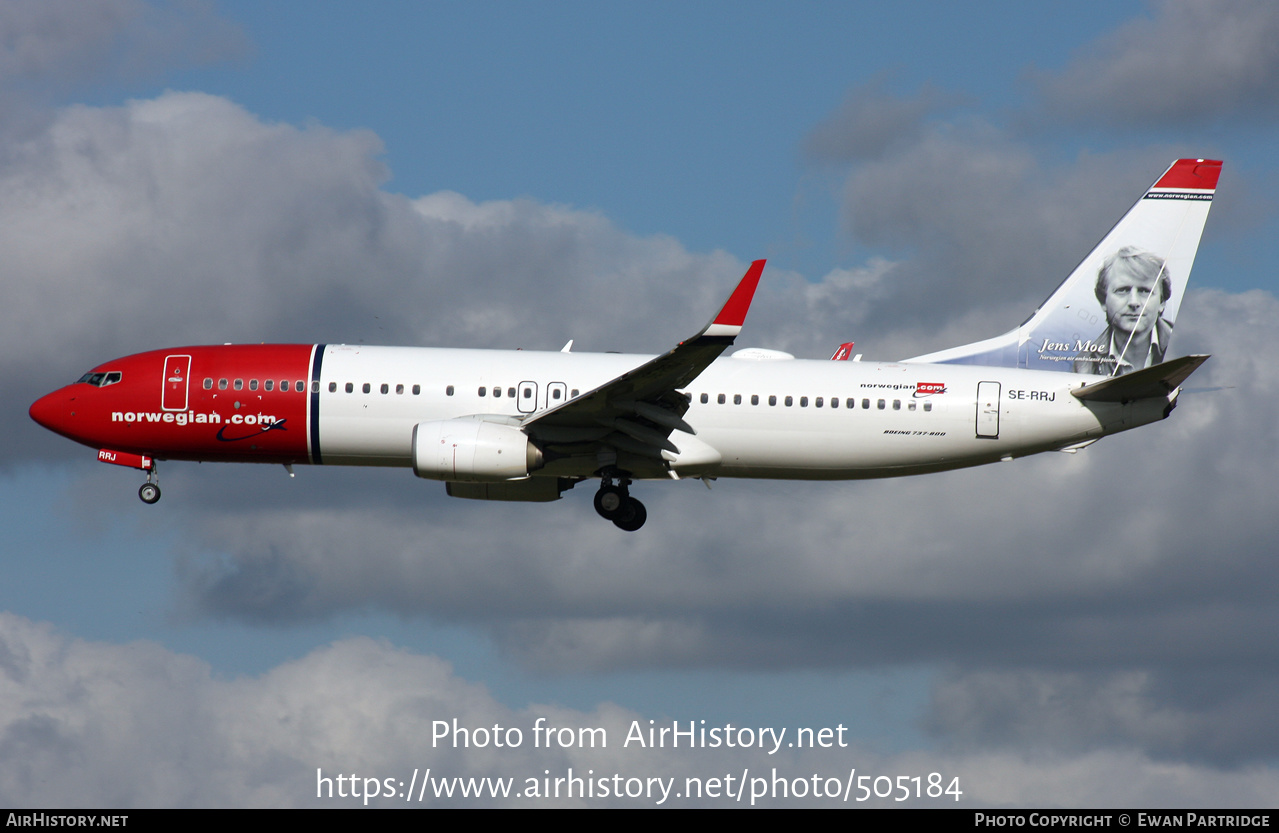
[76, 371, 122, 387]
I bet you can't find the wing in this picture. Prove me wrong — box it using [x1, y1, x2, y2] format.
[521, 260, 765, 468]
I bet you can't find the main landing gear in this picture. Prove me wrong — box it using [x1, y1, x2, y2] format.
[593, 475, 646, 531]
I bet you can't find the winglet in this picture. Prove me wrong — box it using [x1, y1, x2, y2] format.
[831, 342, 856, 361]
[703, 260, 765, 338]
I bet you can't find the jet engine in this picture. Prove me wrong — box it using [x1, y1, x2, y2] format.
[411, 419, 544, 481]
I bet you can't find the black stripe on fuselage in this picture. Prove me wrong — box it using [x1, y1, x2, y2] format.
[309, 344, 325, 464]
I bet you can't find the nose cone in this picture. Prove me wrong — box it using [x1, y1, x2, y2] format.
[30, 388, 79, 439]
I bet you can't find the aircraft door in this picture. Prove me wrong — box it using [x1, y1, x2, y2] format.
[162, 355, 192, 411]
[976, 381, 1000, 439]
[546, 382, 567, 409]
[517, 381, 538, 414]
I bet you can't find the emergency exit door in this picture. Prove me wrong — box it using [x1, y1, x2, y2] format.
[976, 381, 1000, 439]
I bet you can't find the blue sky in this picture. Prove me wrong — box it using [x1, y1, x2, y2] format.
[4, 0, 1279, 807]
[132, 2, 1164, 267]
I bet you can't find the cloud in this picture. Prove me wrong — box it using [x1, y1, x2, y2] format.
[0, 0, 245, 93]
[928, 668, 1279, 767]
[0, 612, 632, 807]
[3, 612, 1276, 807]
[2, 92, 765, 463]
[804, 76, 962, 163]
[800, 80, 1198, 339]
[1032, 0, 1279, 128]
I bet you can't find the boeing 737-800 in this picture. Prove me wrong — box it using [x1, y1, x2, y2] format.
[30, 158, 1221, 530]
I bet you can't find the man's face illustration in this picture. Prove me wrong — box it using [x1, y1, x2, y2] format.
[1103, 262, 1165, 338]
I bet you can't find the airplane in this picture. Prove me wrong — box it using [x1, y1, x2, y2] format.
[30, 158, 1221, 531]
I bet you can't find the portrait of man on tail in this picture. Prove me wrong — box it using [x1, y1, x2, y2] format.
[1073, 246, 1173, 376]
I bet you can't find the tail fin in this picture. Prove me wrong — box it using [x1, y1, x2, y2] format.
[905, 158, 1221, 375]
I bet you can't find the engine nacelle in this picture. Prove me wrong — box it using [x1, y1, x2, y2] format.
[411, 419, 543, 481]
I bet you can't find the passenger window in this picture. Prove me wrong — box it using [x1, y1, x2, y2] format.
[552, 389, 562, 400]
[281, 380, 289, 391]
[362, 383, 371, 394]
[751, 394, 759, 405]
[380, 383, 389, 394]
[816, 397, 823, 408]
[862, 399, 870, 409]
[700, 393, 708, 404]
[493, 387, 502, 398]
[831, 397, 838, 409]
[345, 382, 353, 393]
[924, 402, 932, 412]
[877, 399, 885, 410]
[312, 381, 319, 393]
[234, 379, 243, 391]
[893, 400, 901, 410]
[800, 396, 808, 407]
[734, 394, 742, 405]
[571, 389, 579, 397]
[785, 396, 793, 407]
[249, 380, 258, 391]
[296, 380, 304, 392]
[769, 395, 777, 406]
[717, 394, 726, 404]
[396, 384, 404, 394]
[203, 378, 213, 390]
[523, 388, 532, 399]
[478, 387, 486, 397]
[414, 384, 421, 395]
[908, 402, 916, 411]
[329, 382, 337, 393]
[508, 387, 516, 398]
[265, 380, 274, 391]
[847, 398, 855, 409]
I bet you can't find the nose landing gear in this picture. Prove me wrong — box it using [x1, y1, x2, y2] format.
[96, 448, 161, 504]
[138, 462, 160, 504]
[593, 475, 646, 531]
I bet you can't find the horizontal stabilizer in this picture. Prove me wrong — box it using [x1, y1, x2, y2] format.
[1071, 354, 1209, 402]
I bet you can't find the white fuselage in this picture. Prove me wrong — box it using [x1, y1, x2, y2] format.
[313, 345, 1159, 480]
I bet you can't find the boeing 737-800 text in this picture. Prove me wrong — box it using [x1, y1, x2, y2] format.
[30, 159, 1221, 530]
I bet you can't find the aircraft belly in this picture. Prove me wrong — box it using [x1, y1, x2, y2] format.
[702, 422, 970, 475]
[696, 389, 1109, 479]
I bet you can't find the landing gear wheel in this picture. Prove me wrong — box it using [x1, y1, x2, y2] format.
[138, 482, 161, 504]
[594, 484, 625, 519]
[612, 497, 647, 531]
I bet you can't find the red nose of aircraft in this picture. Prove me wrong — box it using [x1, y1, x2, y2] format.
[29, 387, 79, 440]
